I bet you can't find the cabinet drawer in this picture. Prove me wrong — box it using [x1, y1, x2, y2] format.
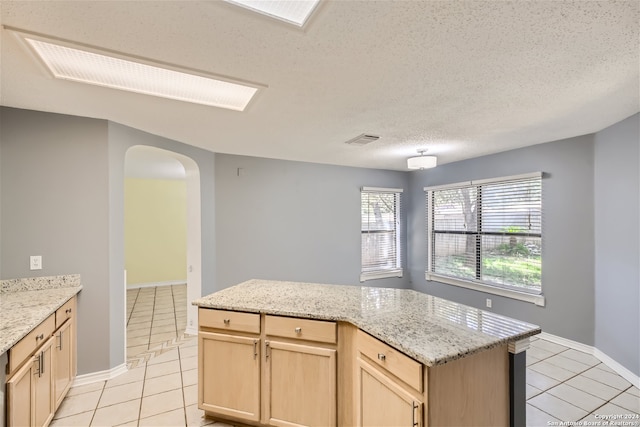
[265, 315, 336, 344]
[9, 314, 55, 374]
[56, 297, 76, 328]
[199, 308, 260, 334]
[357, 329, 422, 392]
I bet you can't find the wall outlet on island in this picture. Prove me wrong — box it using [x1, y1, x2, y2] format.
[30, 255, 42, 270]
[486, 298, 492, 308]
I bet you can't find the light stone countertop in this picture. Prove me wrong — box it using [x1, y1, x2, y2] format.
[193, 279, 541, 367]
[0, 275, 82, 355]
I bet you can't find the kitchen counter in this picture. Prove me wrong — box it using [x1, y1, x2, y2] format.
[0, 274, 82, 355]
[192, 279, 540, 367]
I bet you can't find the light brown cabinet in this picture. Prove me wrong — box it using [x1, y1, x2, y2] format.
[263, 340, 336, 427]
[53, 319, 72, 409]
[6, 335, 55, 427]
[199, 331, 260, 421]
[262, 314, 337, 427]
[6, 296, 77, 427]
[53, 296, 76, 410]
[198, 308, 510, 427]
[355, 330, 422, 427]
[357, 358, 421, 427]
[198, 309, 338, 427]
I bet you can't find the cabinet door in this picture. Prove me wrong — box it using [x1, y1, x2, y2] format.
[198, 331, 260, 422]
[6, 354, 34, 427]
[7, 337, 55, 427]
[264, 340, 336, 427]
[356, 358, 422, 427]
[54, 320, 73, 409]
[34, 337, 55, 427]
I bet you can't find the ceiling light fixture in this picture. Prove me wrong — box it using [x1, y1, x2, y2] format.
[407, 150, 437, 170]
[13, 30, 264, 111]
[225, 0, 321, 27]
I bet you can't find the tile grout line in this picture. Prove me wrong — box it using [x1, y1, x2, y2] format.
[149, 286, 158, 351]
[88, 380, 106, 427]
[172, 285, 179, 338]
[178, 339, 188, 426]
[132, 361, 148, 427]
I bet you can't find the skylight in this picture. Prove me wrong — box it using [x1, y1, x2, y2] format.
[22, 37, 261, 111]
[225, 0, 320, 27]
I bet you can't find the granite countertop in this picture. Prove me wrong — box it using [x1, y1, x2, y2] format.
[193, 279, 541, 367]
[0, 275, 82, 355]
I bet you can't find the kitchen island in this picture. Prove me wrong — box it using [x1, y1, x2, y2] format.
[193, 279, 540, 427]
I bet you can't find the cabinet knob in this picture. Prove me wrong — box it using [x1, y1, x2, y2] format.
[294, 327, 302, 334]
[223, 319, 230, 325]
[66, 308, 72, 314]
[377, 353, 386, 361]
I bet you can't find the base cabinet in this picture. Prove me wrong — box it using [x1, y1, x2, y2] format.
[198, 308, 510, 427]
[6, 336, 55, 427]
[198, 309, 338, 427]
[264, 340, 336, 427]
[5, 296, 77, 427]
[356, 358, 421, 427]
[53, 320, 73, 410]
[198, 331, 260, 422]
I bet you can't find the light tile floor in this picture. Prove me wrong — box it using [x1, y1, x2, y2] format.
[52, 287, 640, 426]
[126, 285, 187, 359]
[526, 336, 639, 426]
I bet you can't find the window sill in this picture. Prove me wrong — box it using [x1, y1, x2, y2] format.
[361, 269, 403, 282]
[425, 273, 546, 306]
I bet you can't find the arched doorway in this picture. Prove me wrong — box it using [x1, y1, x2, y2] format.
[124, 146, 201, 358]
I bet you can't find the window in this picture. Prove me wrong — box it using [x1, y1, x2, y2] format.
[361, 187, 403, 281]
[425, 173, 543, 304]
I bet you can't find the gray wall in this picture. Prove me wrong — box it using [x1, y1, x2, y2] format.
[215, 154, 410, 289]
[408, 135, 597, 345]
[0, 108, 217, 375]
[594, 113, 640, 376]
[0, 107, 112, 374]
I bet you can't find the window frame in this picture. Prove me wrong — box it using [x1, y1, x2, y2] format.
[424, 172, 545, 306]
[360, 186, 403, 282]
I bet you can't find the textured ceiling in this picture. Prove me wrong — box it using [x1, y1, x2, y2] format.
[1, 1, 638, 171]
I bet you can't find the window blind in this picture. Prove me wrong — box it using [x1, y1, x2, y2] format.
[426, 173, 542, 293]
[361, 188, 403, 280]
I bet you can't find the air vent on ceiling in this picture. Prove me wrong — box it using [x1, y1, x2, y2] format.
[344, 134, 380, 146]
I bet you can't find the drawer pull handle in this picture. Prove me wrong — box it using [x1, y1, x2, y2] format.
[253, 339, 258, 360]
[35, 334, 44, 341]
[66, 308, 72, 314]
[56, 330, 64, 350]
[294, 327, 302, 334]
[223, 319, 230, 325]
[377, 353, 386, 361]
[34, 351, 45, 378]
[412, 401, 419, 427]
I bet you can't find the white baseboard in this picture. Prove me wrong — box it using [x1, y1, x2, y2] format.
[72, 363, 128, 387]
[538, 332, 594, 355]
[539, 332, 639, 389]
[127, 280, 186, 290]
[593, 348, 640, 389]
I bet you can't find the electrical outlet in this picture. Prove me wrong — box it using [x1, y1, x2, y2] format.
[30, 255, 42, 270]
[486, 298, 492, 308]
